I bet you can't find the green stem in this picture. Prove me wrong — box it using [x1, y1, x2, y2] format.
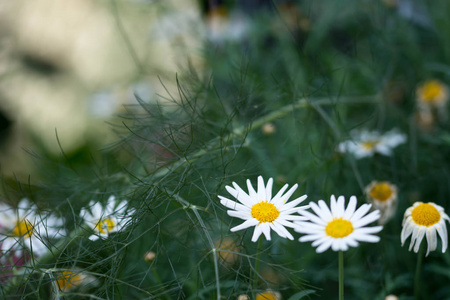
[150, 95, 380, 180]
[414, 244, 425, 300]
[339, 251, 344, 300]
[253, 237, 263, 295]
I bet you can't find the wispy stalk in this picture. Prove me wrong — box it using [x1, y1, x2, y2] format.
[151, 94, 380, 180]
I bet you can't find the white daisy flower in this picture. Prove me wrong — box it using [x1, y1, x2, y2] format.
[218, 176, 308, 242]
[80, 196, 134, 241]
[337, 128, 407, 159]
[365, 181, 398, 225]
[295, 195, 383, 253]
[401, 202, 450, 256]
[0, 199, 65, 257]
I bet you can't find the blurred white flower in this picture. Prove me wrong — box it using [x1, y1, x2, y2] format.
[365, 181, 398, 225]
[219, 176, 308, 242]
[0, 199, 64, 257]
[337, 128, 407, 159]
[401, 202, 450, 256]
[80, 196, 134, 241]
[295, 195, 383, 253]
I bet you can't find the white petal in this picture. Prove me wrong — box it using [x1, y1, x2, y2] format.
[272, 221, 293, 240]
[336, 196, 346, 217]
[272, 184, 298, 207]
[317, 200, 333, 221]
[310, 201, 330, 222]
[257, 176, 266, 201]
[265, 178, 273, 201]
[330, 195, 338, 214]
[299, 210, 327, 226]
[229, 183, 253, 206]
[280, 195, 308, 211]
[219, 196, 250, 211]
[269, 222, 287, 238]
[349, 204, 372, 223]
[353, 233, 380, 243]
[246, 179, 257, 198]
[270, 184, 289, 204]
[401, 220, 414, 245]
[227, 210, 250, 220]
[299, 233, 324, 242]
[353, 210, 380, 228]
[436, 222, 448, 253]
[260, 223, 271, 241]
[426, 228, 437, 256]
[251, 224, 263, 242]
[230, 218, 259, 232]
[413, 228, 426, 253]
[343, 196, 357, 219]
[316, 239, 333, 253]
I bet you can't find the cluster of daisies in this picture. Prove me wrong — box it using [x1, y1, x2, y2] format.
[0, 196, 134, 290]
[219, 176, 450, 256]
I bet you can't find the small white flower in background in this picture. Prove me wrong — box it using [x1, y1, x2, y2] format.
[80, 196, 134, 241]
[365, 181, 398, 225]
[401, 202, 449, 256]
[219, 176, 308, 242]
[295, 195, 383, 253]
[0, 199, 65, 257]
[337, 128, 407, 159]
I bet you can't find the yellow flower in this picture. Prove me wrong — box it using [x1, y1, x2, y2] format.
[365, 181, 398, 224]
[55, 269, 97, 292]
[256, 290, 281, 300]
[401, 202, 450, 256]
[416, 80, 449, 108]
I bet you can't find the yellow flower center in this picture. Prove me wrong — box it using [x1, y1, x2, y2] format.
[12, 219, 34, 238]
[411, 203, 441, 227]
[251, 202, 280, 223]
[361, 140, 379, 150]
[325, 218, 354, 238]
[95, 218, 116, 234]
[256, 292, 277, 300]
[369, 182, 393, 202]
[421, 81, 444, 103]
[56, 271, 83, 291]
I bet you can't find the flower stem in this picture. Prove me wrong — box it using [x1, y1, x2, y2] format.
[339, 251, 344, 300]
[253, 237, 263, 294]
[414, 244, 425, 300]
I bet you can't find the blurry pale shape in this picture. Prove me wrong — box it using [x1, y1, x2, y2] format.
[365, 181, 398, 225]
[337, 128, 407, 159]
[207, 7, 249, 43]
[151, 9, 205, 41]
[262, 123, 276, 135]
[215, 237, 239, 266]
[144, 251, 156, 263]
[88, 91, 118, 118]
[415, 110, 436, 132]
[385, 295, 399, 300]
[237, 295, 250, 300]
